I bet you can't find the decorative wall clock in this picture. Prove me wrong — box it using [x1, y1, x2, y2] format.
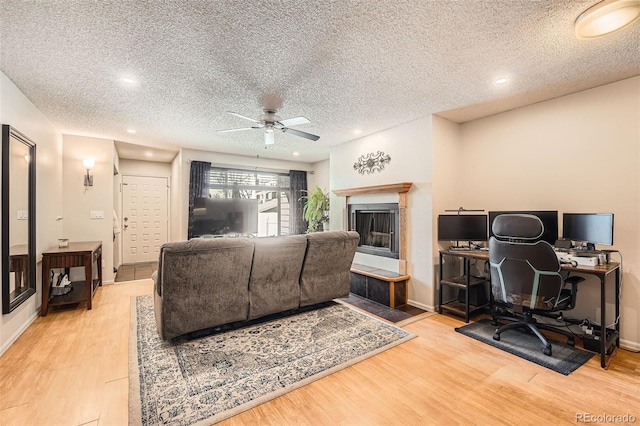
[353, 151, 391, 175]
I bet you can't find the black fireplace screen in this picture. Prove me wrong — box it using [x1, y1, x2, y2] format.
[349, 203, 399, 259]
[356, 212, 392, 248]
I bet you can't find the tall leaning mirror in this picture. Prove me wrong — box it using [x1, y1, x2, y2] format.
[2, 124, 36, 314]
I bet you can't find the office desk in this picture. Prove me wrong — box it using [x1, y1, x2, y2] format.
[41, 241, 102, 316]
[438, 249, 620, 368]
[567, 261, 620, 368]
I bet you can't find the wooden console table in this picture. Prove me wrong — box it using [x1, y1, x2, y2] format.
[41, 241, 102, 316]
[9, 244, 29, 294]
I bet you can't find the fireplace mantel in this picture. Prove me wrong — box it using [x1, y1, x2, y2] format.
[333, 182, 412, 197]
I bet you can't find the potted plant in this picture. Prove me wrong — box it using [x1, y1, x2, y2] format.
[301, 186, 330, 232]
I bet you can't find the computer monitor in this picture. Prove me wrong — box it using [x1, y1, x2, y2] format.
[488, 211, 558, 245]
[562, 213, 614, 249]
[437, 214, 488, 242]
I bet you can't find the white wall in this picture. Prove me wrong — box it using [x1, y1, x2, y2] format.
[119, 159, 172, 178]
[450, 76, 640, 349]
[170, 150, 184, 242]
[0, 72, 63, 354]
[431, 116, 465, 300]
[62, 135, 115, 284]
[176, 149, 314, 240]
[308, 159, 330, 193]
[330, 117, 435, 311]
[113, 151, 122, 269]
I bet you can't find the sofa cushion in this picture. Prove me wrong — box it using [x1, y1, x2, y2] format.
[156, 238, 254, 340]
[248, 234, 307, 320]
[299, 231, 359, 307]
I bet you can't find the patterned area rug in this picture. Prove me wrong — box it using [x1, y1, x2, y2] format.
[129, 295, 415, 425]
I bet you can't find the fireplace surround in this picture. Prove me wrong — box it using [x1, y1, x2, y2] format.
[334, 182, 412, 274]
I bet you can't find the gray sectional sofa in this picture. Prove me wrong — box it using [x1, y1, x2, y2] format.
[152, 231, 359, 340]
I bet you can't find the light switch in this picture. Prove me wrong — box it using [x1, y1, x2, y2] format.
[17, 210, 28, 220]
[90, 210, 105, 219]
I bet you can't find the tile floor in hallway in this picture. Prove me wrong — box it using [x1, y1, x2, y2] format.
[114, 262, 158, 282]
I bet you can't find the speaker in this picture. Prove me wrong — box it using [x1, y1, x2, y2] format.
[554, 238, 572, 249]
[457, 285, 488, 306]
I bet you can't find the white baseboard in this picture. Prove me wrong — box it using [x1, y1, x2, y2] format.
[0, 311, 38, 357]
[620, 338, 640, 352]
[407, 299, 435, 312]
[102, 280, 114, 285]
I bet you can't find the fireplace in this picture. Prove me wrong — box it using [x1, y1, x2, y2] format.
[349, 203, 400, 259]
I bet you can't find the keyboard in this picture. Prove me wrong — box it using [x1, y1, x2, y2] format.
[574, 250, 603, 257]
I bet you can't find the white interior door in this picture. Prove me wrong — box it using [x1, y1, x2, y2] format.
[122, 175, 169, 264]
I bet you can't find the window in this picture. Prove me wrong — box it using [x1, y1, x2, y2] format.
[208, 167, 291, 236]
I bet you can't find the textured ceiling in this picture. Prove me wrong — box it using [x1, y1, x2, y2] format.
[1, 1, 639, 163]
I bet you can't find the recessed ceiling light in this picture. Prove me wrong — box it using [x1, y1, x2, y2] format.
[144, 152, 153, 157]
[293, 152, 300, 156]
[120, 77, 138, 86]
[575, 0, 640, 39]
[127, 129, 136, 134]
[353, 129, 362, 135]
[495, 78, 508, 85]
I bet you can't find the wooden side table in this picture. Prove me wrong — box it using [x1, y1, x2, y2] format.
[41, 241, 102, 316]
[9, 244, 29, 294]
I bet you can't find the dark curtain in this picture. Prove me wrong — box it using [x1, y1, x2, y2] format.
[289, 170, 308, 234]
[188, 161, 211, 239]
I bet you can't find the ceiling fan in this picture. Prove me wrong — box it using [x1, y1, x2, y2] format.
[218, 109, 320, 145]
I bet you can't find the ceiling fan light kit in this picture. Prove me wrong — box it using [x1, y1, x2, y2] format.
[575, 0, 640, 39]
[218, 109, 320, 145]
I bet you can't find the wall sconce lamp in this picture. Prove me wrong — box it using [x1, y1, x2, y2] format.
[82, 158, 95, 187]
[575, 0, 640, 39]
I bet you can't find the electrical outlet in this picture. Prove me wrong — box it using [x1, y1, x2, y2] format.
[585, 328, 593, 335]
[90, 210, 104, 219]
[17, 210, 28, 220]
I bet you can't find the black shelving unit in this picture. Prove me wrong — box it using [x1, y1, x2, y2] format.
[438, 250, 490, 323]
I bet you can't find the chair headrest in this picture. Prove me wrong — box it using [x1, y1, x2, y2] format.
[492, 214, 543, 240]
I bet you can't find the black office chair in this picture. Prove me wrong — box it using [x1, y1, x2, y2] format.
[489, 214, 584, 356]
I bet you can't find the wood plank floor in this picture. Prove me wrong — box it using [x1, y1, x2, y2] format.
[1, 280, 638, 425]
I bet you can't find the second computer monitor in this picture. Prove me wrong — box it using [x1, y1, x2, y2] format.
[562, 213, 614, 249]
[488, 210, 558, 245]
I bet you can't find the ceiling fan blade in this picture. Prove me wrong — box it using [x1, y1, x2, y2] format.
[227, 111, 260, 123]
[217, 127, 255, 133]
[283, 127, 320, 141]
[264, 131, 275, 145]
[278, 116, 310, 127]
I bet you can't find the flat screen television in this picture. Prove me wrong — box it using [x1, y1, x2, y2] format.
[192, 197, 258, 237]
[437, 214, 488, 242]
[488, 210, 558, 245]
[562, 213, 614, 249]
